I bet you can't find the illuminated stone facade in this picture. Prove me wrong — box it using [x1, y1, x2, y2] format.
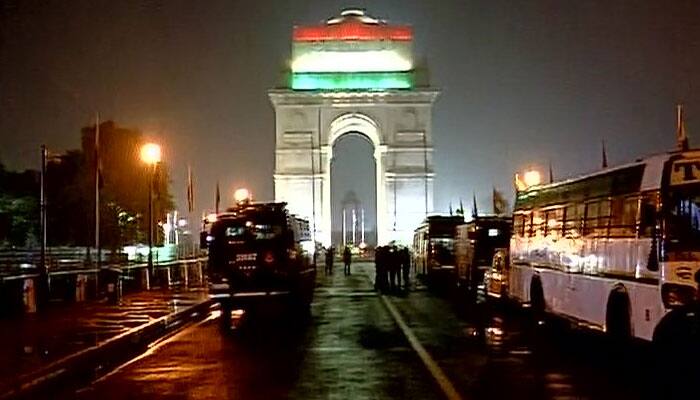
[270, 9, 439, 246]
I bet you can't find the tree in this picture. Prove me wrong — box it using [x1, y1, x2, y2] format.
[46, 150, 91, 246]
[81, 121, 174, 251]
[0, 163, 39, 247]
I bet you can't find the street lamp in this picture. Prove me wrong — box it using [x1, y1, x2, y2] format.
[523, 169, 542, 187]
[140, 143, 161, 278]
[233, 187, 251, 204]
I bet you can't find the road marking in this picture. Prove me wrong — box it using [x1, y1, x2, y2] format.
[380, 295, 464, 400]
[356, 264, 463, 400]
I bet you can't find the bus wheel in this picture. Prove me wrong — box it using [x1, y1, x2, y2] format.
[606, 289, 632, 343]
[530, 277, 546, 326]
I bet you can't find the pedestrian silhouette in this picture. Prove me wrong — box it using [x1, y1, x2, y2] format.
[343, 246, 352, 275]
[324, 246, 334, 275]
[401, 247, 411, 290]
[388, 245, 399, 291]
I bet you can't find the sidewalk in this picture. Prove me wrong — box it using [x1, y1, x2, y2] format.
[0, 288, 209, 397]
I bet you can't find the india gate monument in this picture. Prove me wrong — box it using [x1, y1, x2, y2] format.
[269, 8, 439, 246]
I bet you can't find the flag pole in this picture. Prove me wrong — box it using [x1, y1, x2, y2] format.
[215, 181, 220, 214]
[95, 113, 101, 269]
[677, 104, 689, 151]
[601, 138, 608, 168]
[186, 164, 194, 257]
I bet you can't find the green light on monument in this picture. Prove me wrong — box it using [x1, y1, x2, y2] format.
[291, 72, 413, 90]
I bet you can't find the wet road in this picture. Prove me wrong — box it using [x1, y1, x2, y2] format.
[69, 263, 660, 399]
[0, 289, 208, 395]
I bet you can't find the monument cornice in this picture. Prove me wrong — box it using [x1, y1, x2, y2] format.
[268, 88, 440, 107]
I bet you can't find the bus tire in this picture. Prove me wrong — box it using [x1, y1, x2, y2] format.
[606, 289, 631, 342]
[530, 277, 545, 325]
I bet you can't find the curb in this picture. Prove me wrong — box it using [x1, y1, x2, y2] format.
[0, 298, 214, 399]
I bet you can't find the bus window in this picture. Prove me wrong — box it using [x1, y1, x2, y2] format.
[513, 214, 525, 237]
[545, 208, 564, 238]
[564, 204, 583, 237]
[598, 199, 611, 236]
[639, 194, 658, 237]
[584, 201, 598, 236]
[621, 196, 638, 237]
[666, 188, 700, 252]
[532, 210, 544, 237]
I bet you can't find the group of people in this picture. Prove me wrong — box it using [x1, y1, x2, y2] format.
[374, 245, 411, 292]
[324, 245, 352, 276]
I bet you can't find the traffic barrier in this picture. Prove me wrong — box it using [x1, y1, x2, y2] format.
[22, 278, 36, 314]
[104, 268, 122, 304]
[75, 274, 86, 302]
[0, 257, 207, 316]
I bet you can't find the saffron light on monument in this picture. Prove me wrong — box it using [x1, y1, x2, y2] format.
[289, 8, 414, 91]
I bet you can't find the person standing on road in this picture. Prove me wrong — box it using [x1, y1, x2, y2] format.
[343, 246, 352, 276]
[325, 246, 334, 275]
[376, 246, 389, 292]
[401, 247, 411, 290]
[374, 246, 384, 291]
[388, 245, 399, 291]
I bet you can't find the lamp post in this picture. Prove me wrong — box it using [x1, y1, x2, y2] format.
[140, 143, 161, 278]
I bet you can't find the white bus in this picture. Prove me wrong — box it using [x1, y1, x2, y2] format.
[508, 150, 700, 341]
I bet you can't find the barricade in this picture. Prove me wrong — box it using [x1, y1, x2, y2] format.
[0, 257, 206, 316]
[75, 274, 87, 302]
[22, 278, 36, 314]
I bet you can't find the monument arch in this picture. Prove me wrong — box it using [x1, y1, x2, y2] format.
[270, 8, 439, 246]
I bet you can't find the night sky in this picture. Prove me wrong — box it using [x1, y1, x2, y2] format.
[1, 0, 699, 218]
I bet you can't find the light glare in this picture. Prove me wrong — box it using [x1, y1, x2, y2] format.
[234, 188, 251, 203]
[523, 170, 542, 187]
[140, 143, 162, 165]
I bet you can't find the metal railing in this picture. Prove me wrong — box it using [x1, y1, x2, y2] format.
[0, 250, 209, 317]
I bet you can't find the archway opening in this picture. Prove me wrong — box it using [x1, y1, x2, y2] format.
[330, 132, 377, 248]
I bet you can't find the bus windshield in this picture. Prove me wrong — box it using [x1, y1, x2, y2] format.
[213, 218, 285, 242]
[666, 186, 700, 252]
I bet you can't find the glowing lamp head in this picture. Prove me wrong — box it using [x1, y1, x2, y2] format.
[205, 213, 218, 224]
[140, 143, 162, 165]
[523, 170, 542, 187]
[234, 188, 251, 204]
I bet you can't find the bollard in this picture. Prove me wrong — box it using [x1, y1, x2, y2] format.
[143, 268, 150, 290]
[23, 278, 37, 314]
[105, 269, 122, 304]
[75, 274, 87, 302]
[183, 263, 189, 287]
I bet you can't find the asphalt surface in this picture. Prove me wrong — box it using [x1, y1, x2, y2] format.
[67, 262, 666, 400]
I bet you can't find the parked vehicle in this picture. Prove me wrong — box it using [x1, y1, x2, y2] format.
[508, 149, 700, 342]
[454, 216, 511, 298]
[203, 201, 315, 328]
[412, 215, 464, 288]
